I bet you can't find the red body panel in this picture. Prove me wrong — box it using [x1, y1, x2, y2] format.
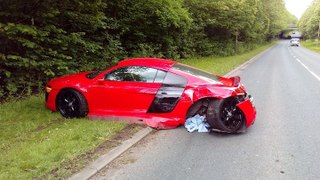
[88, 81, 161, 114]
[236, 99, 256, 127]
[45, 58, 256, 130]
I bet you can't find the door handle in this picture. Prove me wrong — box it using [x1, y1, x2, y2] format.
[139, 89, 156, 94]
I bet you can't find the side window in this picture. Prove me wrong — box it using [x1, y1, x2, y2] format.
[154, 70, 166, 83]
[105, 66, 165, 83]
[105, 67, 134, 81]
[163, 72, 188, 86]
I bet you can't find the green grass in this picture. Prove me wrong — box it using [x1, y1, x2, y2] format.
[301, 40, 320, 53]
[179, 42, 276, 75]
[0, 95, 126, 179]
[0, 41, 275, 179]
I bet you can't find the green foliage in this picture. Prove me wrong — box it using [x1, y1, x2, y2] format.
[299, 0, 320, 39]
[180, 41, 276, 75]
[301, 40, 320, 53]
[183, 0, 292, 56]
[0, 0, 122, 99]
[0, 0, 294, 100]
[262, 0, 293, 39]
[104, 0, 192, 58]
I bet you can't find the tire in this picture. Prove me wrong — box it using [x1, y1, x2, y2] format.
[186, 99, 209, 118]
[56, 89, 88, 118]
[206, 98, 245, 133]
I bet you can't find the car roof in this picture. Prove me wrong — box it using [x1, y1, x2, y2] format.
[117, 58, 177, 71]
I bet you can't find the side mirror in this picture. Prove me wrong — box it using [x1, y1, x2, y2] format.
[97, 79, 105, 85]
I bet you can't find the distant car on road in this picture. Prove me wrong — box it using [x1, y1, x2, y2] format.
[290, 38, 300, 47]
[45, 58, 256, 133]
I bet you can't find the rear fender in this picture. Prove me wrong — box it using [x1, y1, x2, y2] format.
[184, 86, 235, 103]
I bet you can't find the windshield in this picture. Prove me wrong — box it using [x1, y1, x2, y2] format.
[173, 63, 219, 82]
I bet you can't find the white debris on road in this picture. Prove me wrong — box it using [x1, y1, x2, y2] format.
[184, 114, 210, 133]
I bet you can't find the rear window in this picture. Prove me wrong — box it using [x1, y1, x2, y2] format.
[173, 63, 219, 82]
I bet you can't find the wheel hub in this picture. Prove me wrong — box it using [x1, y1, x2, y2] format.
[68, 102, 73, 107]
[227, 111, 232, 117]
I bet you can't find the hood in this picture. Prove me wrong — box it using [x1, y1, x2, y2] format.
[47, 72, 92, 89]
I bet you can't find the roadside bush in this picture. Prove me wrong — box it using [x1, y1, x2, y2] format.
[0, 0, 121, 100]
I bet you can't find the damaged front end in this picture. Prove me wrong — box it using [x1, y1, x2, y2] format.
[236, 94, 256, 128]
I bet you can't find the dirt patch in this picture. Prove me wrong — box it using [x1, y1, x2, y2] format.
[36, 123, 145, 179]
[31, 117, 65, 133]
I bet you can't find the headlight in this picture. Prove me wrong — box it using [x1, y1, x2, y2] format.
[248, 94, 255, 107]
[45, 85, 52, 93]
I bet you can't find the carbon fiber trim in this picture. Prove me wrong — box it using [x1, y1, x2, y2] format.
[148, 72, 187, 113]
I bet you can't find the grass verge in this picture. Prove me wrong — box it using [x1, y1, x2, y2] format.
[0, 41, 275, 179]
[301, 40, 320, 53]
[0, 95, 127, 179]
[179, 42, 276, 75]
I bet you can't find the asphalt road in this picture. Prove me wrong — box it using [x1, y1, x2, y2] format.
[91, 41, 320, 180]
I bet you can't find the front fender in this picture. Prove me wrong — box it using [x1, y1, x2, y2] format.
[236, 99, 256, 128]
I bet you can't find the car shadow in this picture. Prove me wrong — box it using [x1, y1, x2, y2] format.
[208, 130, 246, 138]
[173, 125, 248, 138]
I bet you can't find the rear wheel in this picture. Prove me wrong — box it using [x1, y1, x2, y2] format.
[207, 98, 245, 133]
[56, 89, 88, 118]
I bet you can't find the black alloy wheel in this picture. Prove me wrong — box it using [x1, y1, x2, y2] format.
[207, 98, 245, 133]
[56, 89, 88, 118]
[219, 98, 244, 132]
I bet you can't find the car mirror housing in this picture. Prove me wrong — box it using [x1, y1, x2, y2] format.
[97, 79, 105, 84]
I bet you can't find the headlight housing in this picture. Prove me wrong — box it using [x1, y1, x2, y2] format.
[45, 85, 52, 93]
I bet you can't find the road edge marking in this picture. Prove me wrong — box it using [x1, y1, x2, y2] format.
[288, 45, 320, 82]
[295, 58, 320, 81]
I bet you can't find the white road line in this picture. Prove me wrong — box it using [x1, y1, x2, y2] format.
[288, 45, 320, 81]
[295, 58, 320, 81]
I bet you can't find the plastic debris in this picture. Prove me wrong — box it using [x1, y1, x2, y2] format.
[184, 114, 210, 133]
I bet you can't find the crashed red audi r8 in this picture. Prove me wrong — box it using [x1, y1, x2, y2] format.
[45, 58, 256, 133]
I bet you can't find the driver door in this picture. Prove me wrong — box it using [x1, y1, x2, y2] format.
[89, 66, 166, 115]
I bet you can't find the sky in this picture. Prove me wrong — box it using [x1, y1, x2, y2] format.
[285, 0, 314, 19]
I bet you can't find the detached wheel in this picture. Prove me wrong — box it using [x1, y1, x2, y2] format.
[207, 98, 245, 133]
[56, 89, 88, 118]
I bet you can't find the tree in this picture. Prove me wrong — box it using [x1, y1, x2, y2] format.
[299, 0, 320, 39]
[104, 0, 192, 58]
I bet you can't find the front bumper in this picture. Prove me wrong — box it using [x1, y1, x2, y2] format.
[45, 89, 59, 111]
[236, 95, 256, 128]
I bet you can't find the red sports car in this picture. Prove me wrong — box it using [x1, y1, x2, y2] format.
[45, 58, 256, 133]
